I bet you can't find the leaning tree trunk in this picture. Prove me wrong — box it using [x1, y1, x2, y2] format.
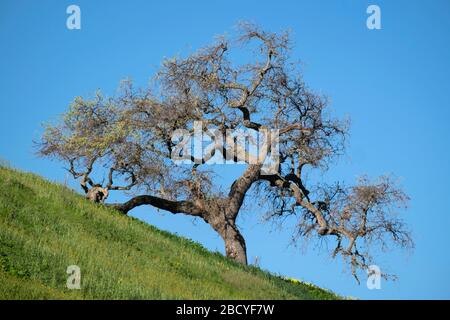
[221, 223, 247, 265]
[206, 212, 248, 265]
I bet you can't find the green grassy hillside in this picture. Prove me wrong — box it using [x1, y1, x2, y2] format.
[0, 165, 339, 299]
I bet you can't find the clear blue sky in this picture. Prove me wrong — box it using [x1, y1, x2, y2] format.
[1, 0, 449, 299]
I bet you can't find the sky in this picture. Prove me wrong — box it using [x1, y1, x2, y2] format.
[1, 0, 449, 299]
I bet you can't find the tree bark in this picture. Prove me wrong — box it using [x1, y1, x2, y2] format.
[86, 186, 109, 203]
[221, 222, 247, 265]
[110, 195, 203, 217]
[204, 210, 248, 265]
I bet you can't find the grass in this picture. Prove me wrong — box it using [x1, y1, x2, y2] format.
[0, 165, 339, 300]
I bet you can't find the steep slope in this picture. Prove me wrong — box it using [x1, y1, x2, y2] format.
[0, 165, 338, 299]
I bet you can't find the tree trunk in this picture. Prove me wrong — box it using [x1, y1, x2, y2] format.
[221, 223, 247, 265]
[206, 213, 248, 265]
[86, 186, 109, 203]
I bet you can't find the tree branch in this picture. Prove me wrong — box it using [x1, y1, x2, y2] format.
[109, 195, 204, 216]
[106, 166, 137, 191]
[227, 164, 262, 218]
[66, 157, 96, 194]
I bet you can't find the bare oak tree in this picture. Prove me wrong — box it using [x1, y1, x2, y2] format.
[37, 23, 412, 281]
